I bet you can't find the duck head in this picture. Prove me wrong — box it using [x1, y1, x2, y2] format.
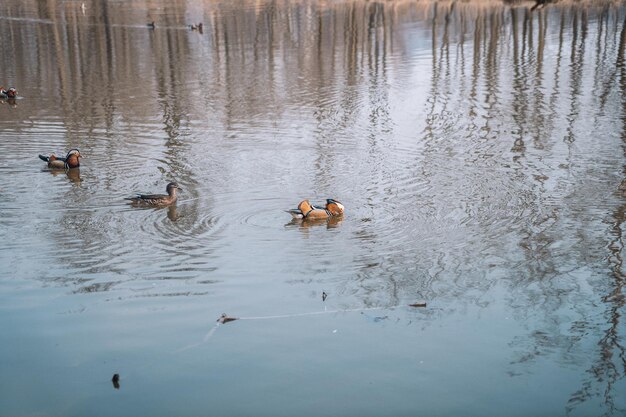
[326, 199, 345, 216]
[166, 182, 181, 196]
[65, 149, 81, 168]
[6, 87, 17, 98]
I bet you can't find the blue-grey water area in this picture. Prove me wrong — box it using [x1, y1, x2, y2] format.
[1, 0, 626, 415]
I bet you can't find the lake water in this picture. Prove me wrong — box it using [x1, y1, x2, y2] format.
[1, 0, 626, 415]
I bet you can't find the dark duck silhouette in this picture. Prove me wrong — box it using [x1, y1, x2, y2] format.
[125, 182, 181, 206]
[39, 149, 81, 169]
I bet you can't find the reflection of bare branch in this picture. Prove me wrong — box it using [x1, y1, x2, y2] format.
[567, 14, 626, 417]
[568, 208, 626, 415]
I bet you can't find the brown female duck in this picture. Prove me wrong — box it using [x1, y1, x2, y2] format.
[125, 182, 181, 206]
[287, 199, 344, 219]
[38, 149, 81, 169]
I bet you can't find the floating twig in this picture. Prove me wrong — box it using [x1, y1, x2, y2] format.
[409, 302, 427, 308]
[111, 373, 120, 389]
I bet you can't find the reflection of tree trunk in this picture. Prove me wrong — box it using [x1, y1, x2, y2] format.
[441, 1, 454, 70]
[511, 8, 527, 156]
[531, 8, 547, 147]
[346, 3, 358, 86]
[48, 0, 71, 113]
[484, 9, 500, 113]
[424, 2, 440, 141]
[546, 9, 565, 136]
[597, 7, 615, 111]
[564, 8, 586, 144]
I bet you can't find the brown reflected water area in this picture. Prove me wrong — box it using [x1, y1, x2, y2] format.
[1, 0, 626, 415]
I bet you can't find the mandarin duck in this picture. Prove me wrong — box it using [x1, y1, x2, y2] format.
[287, 199, 344, 219]
[39, 149, 81, 169]
[125, 182, 181, 206]
[0, 87, 17, 99]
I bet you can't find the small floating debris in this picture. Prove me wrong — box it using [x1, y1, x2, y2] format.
[111, 373, 120, 389]
[322, 291, 328, 302]
[409, 302, 427, 308]
[147, 21, 156, 29]
[217, 313, 238, 324]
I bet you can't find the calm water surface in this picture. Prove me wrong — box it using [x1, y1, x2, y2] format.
[1, 0, 626, 415]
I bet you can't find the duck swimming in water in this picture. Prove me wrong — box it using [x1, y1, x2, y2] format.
[0, 87, 17, 99]
[287, 199, 344, 219]
[125, 182, 181, 206]
[38, 149, 81, 169]
[217, 313, 238, 324]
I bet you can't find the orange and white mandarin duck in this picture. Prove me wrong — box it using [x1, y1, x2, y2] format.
[125, 182, 181, 206]
[0, 87, 17, 99]
[287, 199, 345, 219]
[38, 149, 81, 169]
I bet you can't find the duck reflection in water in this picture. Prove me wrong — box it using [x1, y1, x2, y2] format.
[286, 215, 343, 230]
[0, 97, 17, 107]
[166, 204, 179, 221]
[124, 199, 181, 222]
[47, 167, 81, 184]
